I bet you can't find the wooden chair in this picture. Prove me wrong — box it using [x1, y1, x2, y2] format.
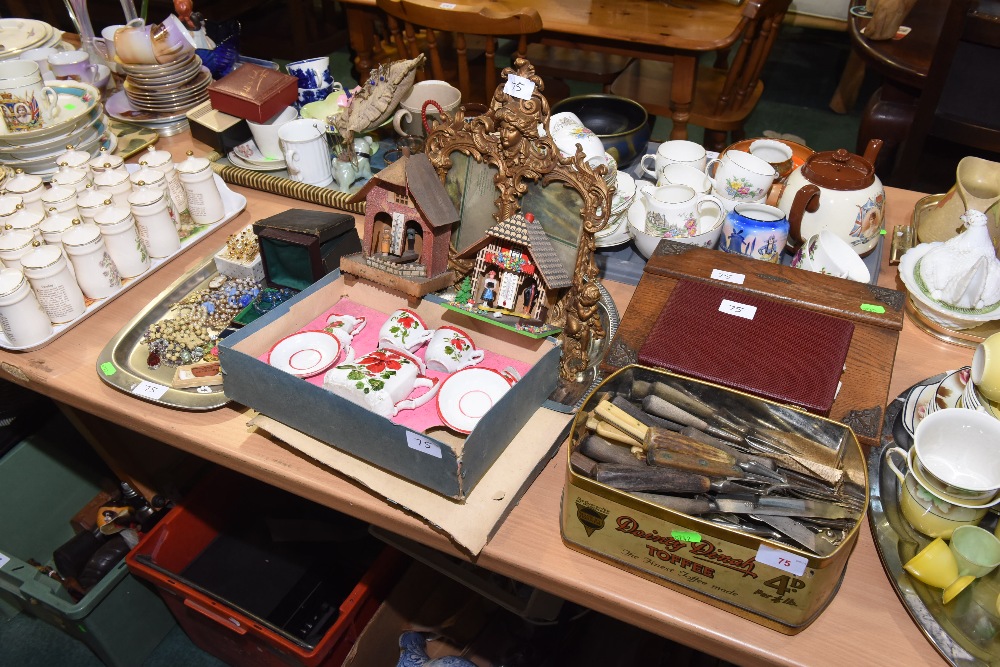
[374, 0, 544, 104]
[608, 0, 793, 151]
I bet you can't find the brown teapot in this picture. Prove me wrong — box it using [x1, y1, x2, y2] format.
[777, 139, 885, 257]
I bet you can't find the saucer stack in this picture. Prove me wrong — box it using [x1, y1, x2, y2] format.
[121, 52, 211, 115]
[595, 170, 636, 248]
[0, 18, 63, 61]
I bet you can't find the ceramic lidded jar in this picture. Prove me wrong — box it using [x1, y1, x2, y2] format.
[56, 145, 92, 170]
[139, 146, 188, 216]
[0, 267, 52, 346]
[94, 205, 149, 278]
[5, 207, 45, 236]
[175, 151, 225, 225]
[41, 185, 80, 220]
[130, 167, 178, 227]
[127, 187, 180, 258]
[0, 227, 36, 269]
[94, 168, 133, 208]
[77, 188, 112, 225]
[0, 193, 24, 222]
[777, 139, 885, 257]
[4, 170, 45, 216]
[20, 241, 86, 324]
[39, 212, 77, 253]
[62, 220, 121, 300]
[87, 147, 126, 175]
[51, 163, 94, 193]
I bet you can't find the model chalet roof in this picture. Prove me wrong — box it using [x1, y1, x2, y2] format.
[486, 213, 572, 289]
[349, 152, 459, 228]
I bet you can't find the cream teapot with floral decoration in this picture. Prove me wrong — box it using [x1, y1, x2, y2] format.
[777, 139, 885, 256]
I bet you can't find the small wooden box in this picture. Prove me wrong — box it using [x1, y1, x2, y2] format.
[252, 210, 362, 290]
[603, 241, 904, 447]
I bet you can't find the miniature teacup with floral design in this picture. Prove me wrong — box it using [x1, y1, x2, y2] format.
[325, 312, 367, 346]
[323, 347, 439, 417]
[378, 308, 434, 352]
[706, 150, 776, 203]
[425, 325, 485, 373]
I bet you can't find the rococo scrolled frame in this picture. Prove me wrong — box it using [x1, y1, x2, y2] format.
[426, 58, 611, 382]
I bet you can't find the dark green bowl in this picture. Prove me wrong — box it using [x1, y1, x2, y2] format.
[551, 94, 652, 167]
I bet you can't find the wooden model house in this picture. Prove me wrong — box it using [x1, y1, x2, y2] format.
[340, 152, 460, 298]
[463, 212, 572, 322]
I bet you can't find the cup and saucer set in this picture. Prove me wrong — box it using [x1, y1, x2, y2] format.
[266, 307, 519, 434]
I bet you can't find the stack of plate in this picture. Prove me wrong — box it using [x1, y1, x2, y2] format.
[0, 18, 63, 60]
[595, 171, 637, 248]
[121, 52, 210, 114]
[227, 139, 286, 172]
[0, 81, 114, 178]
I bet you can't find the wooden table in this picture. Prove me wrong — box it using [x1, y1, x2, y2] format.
[339, 0, 749, 140]
[0, 130, 967, 666]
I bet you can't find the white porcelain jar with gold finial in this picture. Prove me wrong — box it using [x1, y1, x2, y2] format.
[0, 267, 52, 346]
[20, 241, 86, 324]
[175, 151, 224, 225]
[0, 227, 36, 269]
[0, 193, 23, 222]
[4, 170, 45, 216]
[51, 164, 93, 193]
[139, 146, 188, 216]
[77, 187, 112, 225]
[5, 207, 45, 236]
[127, 188, 179, 258]
[55, 145, 92, 170]
[41, 185, 80, 220]
[87, 147, 126, 176]
[94, 168, 132, 208]
[95, 205, 149, 279]
[62, 219, 121, 300]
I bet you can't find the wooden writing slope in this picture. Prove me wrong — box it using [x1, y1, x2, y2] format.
[602, 241, 905, 447]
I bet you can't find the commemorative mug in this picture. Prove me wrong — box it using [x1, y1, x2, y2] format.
[0, 60, 60, 133]
[378, 308, 434, 352]
[707, 150, 777, 202]
[278, 119, 333, 187]
[324, 312, 367, 346]
[719, 203, 789, 263]
[323, 346, 440, 418]
[638, 183, 724, 238]
[640, 140, 707, 182]
[425, 325, 485, 373]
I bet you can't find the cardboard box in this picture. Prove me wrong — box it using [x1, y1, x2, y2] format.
[186, 101, 252, 154]
[219, 271, 560, 500]
[207, 63, 298, 124]
[561, 365, 869, 634]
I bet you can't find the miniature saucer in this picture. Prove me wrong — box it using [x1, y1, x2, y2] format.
[903, 381, 936, 436]
[230, 139, 286, 168]
[436, 367, 516, 434]
[927, 367, 969, 417]
[267, 330, 342, 378]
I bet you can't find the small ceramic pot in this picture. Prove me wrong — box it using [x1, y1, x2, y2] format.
[0, 267, 52, 345]
[20, 242, 86, 324]
[719, 203, 789, 263]
[323, 347, 439, 418]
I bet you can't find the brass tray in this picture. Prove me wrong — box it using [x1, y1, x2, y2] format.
[96, 256, 228, 411]
[110, 118, 160, 159]
[907, 194, 1000, 348]
[870, 375, 1000, 667]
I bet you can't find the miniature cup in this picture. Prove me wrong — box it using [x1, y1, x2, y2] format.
[324, 312, 367, 347]
[393, 80, 461, 138]
[903, 537, 976, 603]
[659, 163, 712, 193]
[549, 111, 605, 162]
[640, 140, 707, 182]
[247, 106, 298, 161]
[951, 525, 1000, 579]
[719, 203, 789, 263]
[19, 47, 58, 78]
[0, 60, 60, 133]
[286, 56, 333, 90]
[972, 333, 1000, 402]
[377, 308, 434, 352]
[706, 150, 776, 202]
[98, 20, 144, 64]
[790, 230, 872, 283]
[425, 325, 485, 373]
[47, 51, 99, 84]
[914, 408, 1000, 498]
[323, 346, 440, 417]
[278, 118, 333, 187]
[749, 139, 794, 182]
[637, 183, 724, 238]
[114, 23, 157, 65]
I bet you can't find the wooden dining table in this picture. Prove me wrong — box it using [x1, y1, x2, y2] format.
[0, 125, 970, 665]
[339, 0, 751, 140]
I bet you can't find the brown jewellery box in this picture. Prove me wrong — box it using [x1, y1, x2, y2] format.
[207, 63, 298, 123]
[252, 210, 362, 291]
[603, 240, 904, 447]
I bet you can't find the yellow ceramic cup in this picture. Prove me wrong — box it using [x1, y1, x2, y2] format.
[972, 332, 1000, 402]
[903, 537, 976, 603]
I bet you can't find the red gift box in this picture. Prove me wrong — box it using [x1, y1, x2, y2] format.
[207, 63, 298, 124]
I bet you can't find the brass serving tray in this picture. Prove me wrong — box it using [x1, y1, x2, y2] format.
[907, 194, 1000, 348]
[870, 375, 1000, 667]
[96, 256, 228, 411]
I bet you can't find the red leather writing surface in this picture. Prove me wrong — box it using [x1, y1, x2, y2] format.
[637, 280, 854, 415]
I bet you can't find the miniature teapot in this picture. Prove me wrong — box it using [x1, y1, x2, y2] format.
[777, 139, 885, 257]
